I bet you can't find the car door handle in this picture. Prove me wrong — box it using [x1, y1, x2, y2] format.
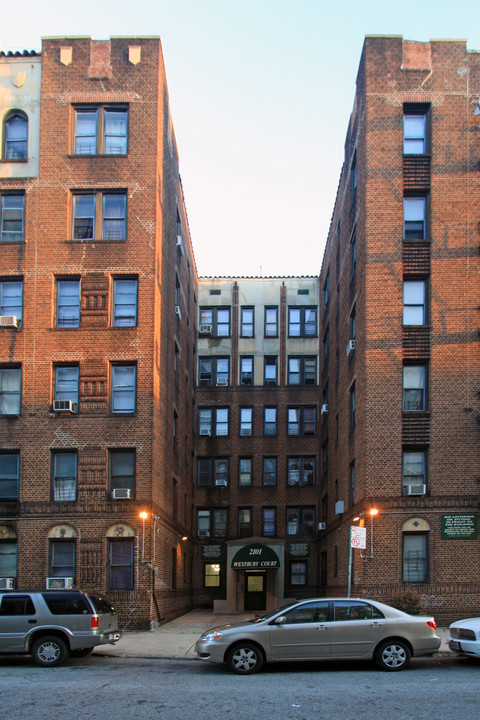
[370, 622, 383, 628]
[28, 620, 37, 624]
[316, 625, 328, 630]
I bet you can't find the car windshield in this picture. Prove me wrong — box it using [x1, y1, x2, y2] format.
[253, 604, 293, 623]
[87, 593, 116, 614]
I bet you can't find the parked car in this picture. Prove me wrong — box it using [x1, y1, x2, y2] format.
[448, 617, 480, 659]
[195, 597, 441, 674]
[0, 589, 122, 667]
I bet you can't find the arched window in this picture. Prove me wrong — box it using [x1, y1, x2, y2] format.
[3, 111, 28, 160]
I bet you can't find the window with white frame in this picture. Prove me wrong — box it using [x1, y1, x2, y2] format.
[287, 407, 316, 436]
[73, 106, 128, 155]
[240, 307, 254, 337]
[238, 457, 253, 487]
[403, 197, 426, 240]
[263, 407, 277, 436]
[402, 533, 428, 583]
[1, 194, 25, 243]
[111, 364, 136, 413]
[264, 307, 278, 337]
[403, 106, 428, 155]
[239, 407, 253, 436]
[0, 367, 21, 415]
[3, 111, 28, 160]
[288, 306, 317, 337]
[262, 508, 276, 537]
[198, 357, 229, 387]
[49, 540, 75, 579]
[72, 192, 126, 241]
[264, 356, 277, 386]
[287, 458, 315, 486]
[204, 562, 221, 587]
[108, 538, 134, 590]
[240, 356, 253, 385]
[262, 457, 277, 486]
[286, 507, 315, 536]
[403, 365, 426, 411]
[109, 449, 136, 496]
[199, 307, 230, 337]
[197, 508, 227, 538]
[403, 280, 426, 325]
[0, 279, 23, 323]
[402, 450, 427, 492]
[52, 451, 77, 502]
[0, 452, 19, 501]
[197, 458, 228, 487]
[56, 279, 80, 328]
[113, 278, 137, 327]
[54, 366, 79, 409]
[288, 356, 316, 385]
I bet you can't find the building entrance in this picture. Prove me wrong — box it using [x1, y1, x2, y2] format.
[244, 571, 266, 611]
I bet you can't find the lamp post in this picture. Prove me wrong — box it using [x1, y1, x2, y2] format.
[369, 508, 378, 559]
[139, 511, 148, 561]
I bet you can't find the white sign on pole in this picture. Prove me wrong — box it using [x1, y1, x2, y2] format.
[350, 526, 366, 549]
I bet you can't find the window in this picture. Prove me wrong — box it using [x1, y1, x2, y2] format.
[73, 106, 128, 155]
[403, 280, 426, 325]
[198, 408, 229, 437]
[197, 458, 228, 487]
[240, 356, 253, 385]
[403, 533, 428, 583]
[1, 194, 25, 243]
[54, 366, 79, 409]
[286, 507, 315, 536]
[199, 307, 230, 337]
[351, 228, 356, 277]
[351, 153, 357, 198]
[287, 458, 315, 486]
[198, 357, 229, 386]
[263, 407, 277, 436]
[238, 508, 252, 537]
[113, 278, 137, 327]
[49, 540, 75, 579]
[290, 561, 307, 586]
[239, 457, 253, 487]
[262, 508, 276, 537]
[56, 279, 80, 328]
[3, 111, 28, 160]
[264, 356, 278, 386]
[288, 307, 317, 337]
[402, 450, 427, 492]
[72, 192, 126, 241]
[403, 365, 426, 411]
[111, 365, 136, 413]
[333, 600, 384, 621]
[403, 106, 428, 155]
[197, 509, 227, 538]
[239, 407, 253, 436]
[52, 451, 77, 502]
[350, 306, 356, 339]
[264, 307, 278, 337]
[0, 453, 19, 501]
[0, 367, 21, 415]
[404, 197, 426, 240]
[262, 457, 277, 486]
[288, 356, 316, 385]
[323, 270, 330, 308]
[240, 307, 254, 337]
[0, 541, 17, 580]
[322, 441, 328, 477]
[108, 538, 134, 590]
[287, 407, 316, 436]
[204, 563, 221, 587]
[323, 327, 329, 362]
[109, 449, 136, 496]
[350, 383, 356, 429]
[0, 280, 22, 323]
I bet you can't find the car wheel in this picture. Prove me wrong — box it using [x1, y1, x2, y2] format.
[31, 635, 69, 667]
[375, 640, 411, 671]
[70, 647, 94, 658]
[227, 643, 264, 674]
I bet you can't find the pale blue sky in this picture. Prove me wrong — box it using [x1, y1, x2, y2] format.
[2, 1, 480, 276]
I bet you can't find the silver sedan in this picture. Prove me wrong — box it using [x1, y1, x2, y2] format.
[195, 597, 441, 674]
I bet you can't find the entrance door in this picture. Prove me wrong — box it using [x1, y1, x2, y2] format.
[244, 572, 266, 611]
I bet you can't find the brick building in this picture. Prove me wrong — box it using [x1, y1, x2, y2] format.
[1, 35, 479, 627]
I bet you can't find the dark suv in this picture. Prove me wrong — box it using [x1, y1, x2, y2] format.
[0, 589, 122, 666]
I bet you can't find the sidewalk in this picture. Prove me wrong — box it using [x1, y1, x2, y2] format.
[94, 610, 452, 660]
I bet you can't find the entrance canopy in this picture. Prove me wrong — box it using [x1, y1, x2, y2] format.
[231, 543, 280, 569]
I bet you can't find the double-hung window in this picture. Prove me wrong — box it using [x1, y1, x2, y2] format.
[0, 280, 23, 324]
[287, 407, 316, 436]
[240, 307, 254, 337]
[403, 280, 426, 325]
[108, 538, 134, 590]
[239, 407, 253, 436]
[72, 192, 126, 241]
[286, 507, 315, 536]
[264, 307, 278, 337]
[288, 356, 316, 385]
[288, 307, 317, 337]
[113, 278, 138, 326]
[402, 533, 428, 583]
[74, 106, 128, 155]
[3, 112, 28, 160]
[198, 357, 229, 387]
[111, 364, 136, 413]
[49, 540, 75, 579]
[109, 449, 136, 498]
[240, 357, 253, 385]
[402, 450, 427, 494]
[263, 407, 277, 436]
[262, 457, 277, 486]
[403, 106, 428, 155]
[56, 279, 80, 328]
[287, 458, 315, 486]
[0, 452, 19, 501]
[52, 451, 77, 502]
[239, 458, 253, 487]
[403, 365, 426, 411]
[198, 408, 229, 437]
[54, 366, 79, 410]
[197, 509, 227, 538]
[199, 307, 230, 337]
[262, 508, 276, 537]
[1, 194, 25, 243]
[197, 458, 228, 487]
[0, 540, 17, 581]
[0, 367, 21, 415]
[238, 508, 252, 537]
[404, 197, 426, 240]
[264, 356, 277, 386]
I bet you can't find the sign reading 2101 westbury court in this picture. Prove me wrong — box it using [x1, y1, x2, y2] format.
[231, 543, 280, 569]
[441, 514, 478, 539]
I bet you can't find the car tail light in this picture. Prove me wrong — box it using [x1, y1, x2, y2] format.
[427, 620, 436, 630]
[91, 616, 99, 628]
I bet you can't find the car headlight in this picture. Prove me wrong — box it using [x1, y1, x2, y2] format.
[202, 631, 223, 641]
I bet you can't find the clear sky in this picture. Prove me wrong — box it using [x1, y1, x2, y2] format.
[2, 1, 480, 277]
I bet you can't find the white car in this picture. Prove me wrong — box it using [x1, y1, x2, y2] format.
[448, 617, 480, 659]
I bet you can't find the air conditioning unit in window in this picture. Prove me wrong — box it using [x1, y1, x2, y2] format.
[318, 522, 326, 531]
[199, 428, 211, 436]
[216, 377, 228, 386]
[0, 577, 15, 589]
[53, 400, 76, 413]
[0, 315, 19, 328]
[175, 305, 182, 319]
[176, 235, 184, 255]
[321, 404, 329, 415]
[46, 577, 73, 590]
[199, 324, 212, 335]
[112, 488, 132, 499]
[406, 484, 426, 496]
[240, 428, 251, 436]
[347, 339, 356, 356]
[198, 529, 210, 538]
[215, 479, 228, 487]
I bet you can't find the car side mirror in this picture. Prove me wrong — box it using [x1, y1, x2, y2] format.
[273, 616, 287, 625]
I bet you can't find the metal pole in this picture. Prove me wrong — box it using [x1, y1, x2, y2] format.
[347, 526, 352, 597]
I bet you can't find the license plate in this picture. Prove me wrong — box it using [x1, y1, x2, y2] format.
[449, 640, 461, 651]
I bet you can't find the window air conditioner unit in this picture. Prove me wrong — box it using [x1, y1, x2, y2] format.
[53, 400, 76, 413]
[0, 577, 15, 589]
[318, 522, 326, 531]
[199, 324, 212, 335]
[0, 315, 19, 328]
[46, 577, 73, 590]
[406, 484, 426, 496]
[240, 428, 251, 436]
[112, 488, 132, 499]
[175, 305, 182, 319]
[321, 404, 329, 415]
[335, 500, 345, 515]
[198, 529, 210, 538]
[199, 428, 211, 436]
[265, 380, 276, 387]
[347, 339, 356, 356]
[176, 235, 184, 255]
[215, 479, 228, 487]
[216, 377, 228, 386]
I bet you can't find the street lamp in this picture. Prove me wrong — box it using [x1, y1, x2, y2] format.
[139, 511, 148, 561]
[369, 508, 379, 559]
